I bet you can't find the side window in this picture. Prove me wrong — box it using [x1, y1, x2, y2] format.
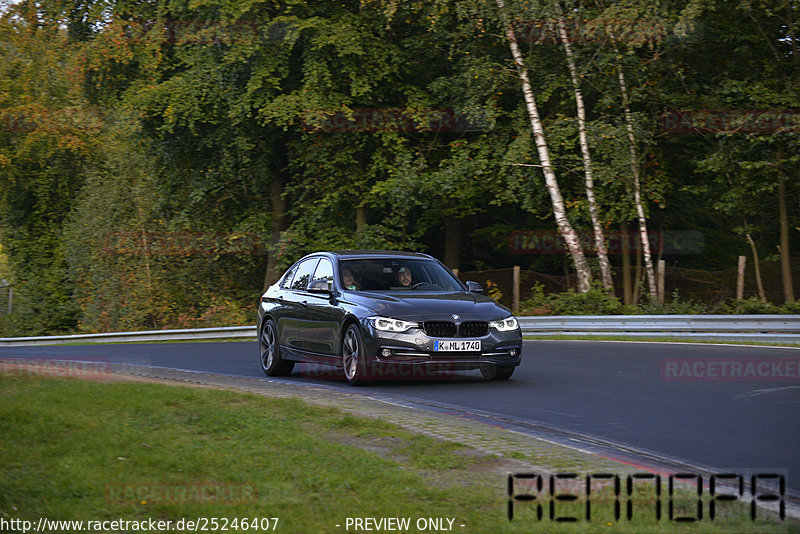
[279, 264, 298, 289]
[291, 258, 319, 291]
[311, 258, 334, 289]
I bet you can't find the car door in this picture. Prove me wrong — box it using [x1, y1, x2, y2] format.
[277, 257, 319, 359]
[301, 257, 339, 362]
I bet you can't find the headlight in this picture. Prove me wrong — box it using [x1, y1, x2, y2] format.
[369, 316, 419, 333]
[489, 316, 519, 332]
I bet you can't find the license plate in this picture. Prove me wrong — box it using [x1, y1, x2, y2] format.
[434, 340, 481, 352]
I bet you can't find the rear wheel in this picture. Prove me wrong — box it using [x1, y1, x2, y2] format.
[342, 324, 370, 386]
[260, 319, 294, 376]
[480, 364, 515, 381]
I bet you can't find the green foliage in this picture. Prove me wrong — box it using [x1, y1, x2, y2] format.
[636, 291, 709, 315]
[484, 279, 503, 302]
[724, 297, 785, 315]
[519, 282, 634, 316]
[0, 0, 797, 335]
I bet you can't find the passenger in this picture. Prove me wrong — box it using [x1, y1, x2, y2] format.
[396, 266, 412, 287]
[341, 268, 360, 291]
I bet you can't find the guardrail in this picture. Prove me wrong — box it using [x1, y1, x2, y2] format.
[1, 316, 798, 347]
[518, 315, 800, 343]
[0, 326, 257, 347]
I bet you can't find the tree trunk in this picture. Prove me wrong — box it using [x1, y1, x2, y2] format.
[264, 173, 288, 290]
[745, 232, 767, 302]
[621, 222, 632, 305]
[496, 0, 591, 292]
[355, 206, 367, 233]
[557, 17, 613, 293]
[443, 219, 461, 270]
[609, 33, 657, 301]
[778, 175, 794, 302]
[632, 232, 642, 305]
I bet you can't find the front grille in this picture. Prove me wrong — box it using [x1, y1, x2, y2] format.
[423, 321, 456, 337]
[459, 321, 488, 337]
[423, 321, 488, 337]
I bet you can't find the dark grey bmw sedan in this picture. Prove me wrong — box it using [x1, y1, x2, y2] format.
[257, 250, 522, 385]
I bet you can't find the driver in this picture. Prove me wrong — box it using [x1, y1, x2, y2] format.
[396, 266, 412, 287]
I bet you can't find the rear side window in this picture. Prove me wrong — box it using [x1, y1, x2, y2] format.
[279, 264, 298, 289]
[291, 258, 320, 291]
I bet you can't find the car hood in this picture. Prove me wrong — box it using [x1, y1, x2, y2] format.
[345, 291, 511, 322]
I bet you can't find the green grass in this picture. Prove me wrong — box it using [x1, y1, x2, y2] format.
[0, 375, 796, 533]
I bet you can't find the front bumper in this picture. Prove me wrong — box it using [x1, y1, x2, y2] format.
[360, 321, 522, 373]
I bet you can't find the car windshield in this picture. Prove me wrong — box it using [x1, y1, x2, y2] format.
[339, 258, 464, 292]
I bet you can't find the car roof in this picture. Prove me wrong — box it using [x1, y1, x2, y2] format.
[330, 250, 434, 260]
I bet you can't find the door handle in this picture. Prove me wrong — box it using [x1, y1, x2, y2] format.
[300, 300, 308, 308]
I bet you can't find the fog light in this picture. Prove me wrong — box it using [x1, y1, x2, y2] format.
[381, 348, 392, 358]
[509, 349, 518, 357]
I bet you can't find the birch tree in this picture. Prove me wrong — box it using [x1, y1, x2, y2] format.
[556, 16, 614, 292]
[611, 38, 658, 301]
[495, 0, 592, 292]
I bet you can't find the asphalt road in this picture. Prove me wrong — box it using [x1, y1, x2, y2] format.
[3, 340, 799, 493]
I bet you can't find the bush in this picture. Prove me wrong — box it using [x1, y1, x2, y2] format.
[518, 282, 633, 316]
[170, 297, 252, 329]
[778, 300, 800, 314]
[517, 283, 552, 315]
[726, 297, 784, 315]
[636, 290, 709, 315]
[484, 279, 503, 303]
[517, 288, 800, 316]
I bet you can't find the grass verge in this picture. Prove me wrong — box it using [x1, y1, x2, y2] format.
[0, 374, 796, 533]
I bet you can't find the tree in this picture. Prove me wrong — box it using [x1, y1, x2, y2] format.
[495, 0, 592, 292]
[0, 1, 101, 333]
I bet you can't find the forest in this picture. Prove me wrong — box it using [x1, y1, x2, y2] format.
[0, 0, 797, 335]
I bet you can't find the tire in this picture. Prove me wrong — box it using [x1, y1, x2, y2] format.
[480, 364, 515, 381]
[259, 319, 294, 376]
[342, 324, 371, 386]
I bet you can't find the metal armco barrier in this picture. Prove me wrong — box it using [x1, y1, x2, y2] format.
[0, 326, 256, 347]
[1, 316, 798, 347]
[518, 315, 800, 343]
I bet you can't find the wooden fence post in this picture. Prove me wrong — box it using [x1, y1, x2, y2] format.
[736, 256, 746, 300]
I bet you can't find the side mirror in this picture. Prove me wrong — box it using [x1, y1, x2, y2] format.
[466, 281, 483, 293]
[307, 279, 333, 294]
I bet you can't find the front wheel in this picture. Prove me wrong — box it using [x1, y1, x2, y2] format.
[342, 324, 371, 386]
[480, 364, 515, 381]
[260, 319, 294, 376]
